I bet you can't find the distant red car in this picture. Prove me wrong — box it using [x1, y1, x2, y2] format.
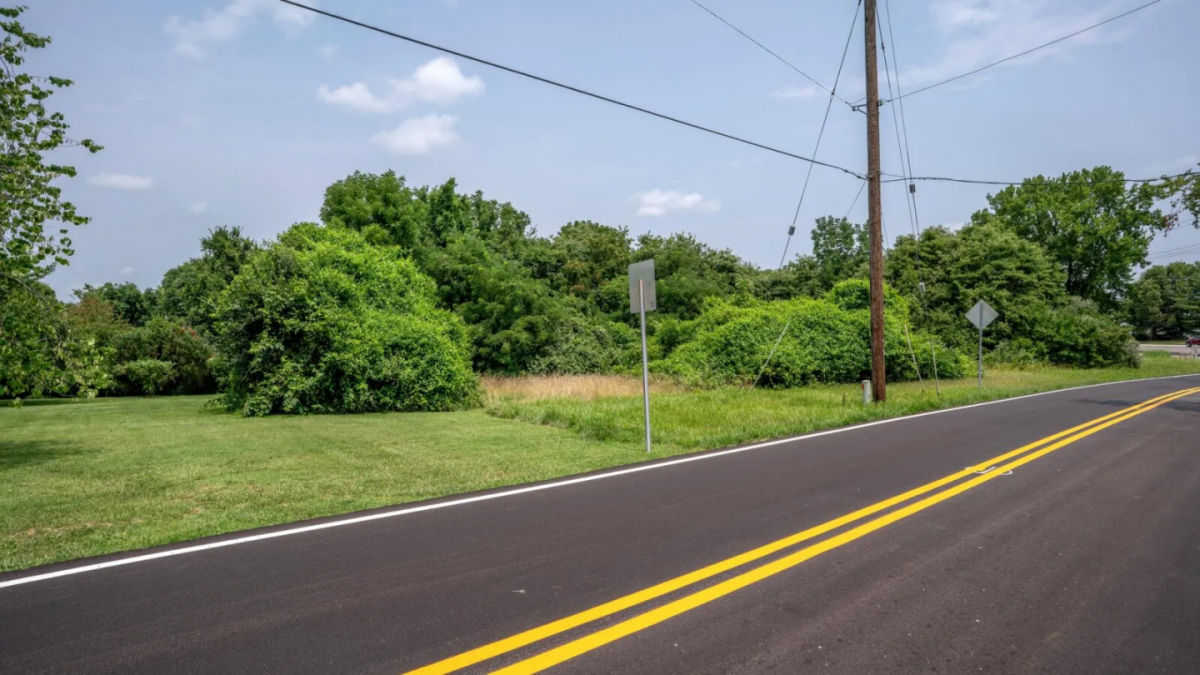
[1186, 337, 1200, 347]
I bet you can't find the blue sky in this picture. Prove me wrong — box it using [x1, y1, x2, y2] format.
[26, 0, 1200, 298]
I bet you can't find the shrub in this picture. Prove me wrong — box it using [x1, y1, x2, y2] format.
[212, 223, 478, 416]
[110, 318, 216, 394]
[115, 359, 175, 396]
[657, 289, 967, 387]
[529, 316, 640, 375]
[1029, 300, 1140, 368]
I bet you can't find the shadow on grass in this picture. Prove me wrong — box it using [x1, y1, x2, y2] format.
[2, 398, 90, 408]
[0, 440, 84, 471]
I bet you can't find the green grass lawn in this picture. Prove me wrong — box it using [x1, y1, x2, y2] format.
[0, 399, 636, 572]
[488, 357, 1200, 451]
[4, 355, 1200, 573]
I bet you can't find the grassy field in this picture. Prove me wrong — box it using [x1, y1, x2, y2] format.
[488, 355, 1200, 450]
[0, 399, 636, 572]
[4, 354, 1200, 573]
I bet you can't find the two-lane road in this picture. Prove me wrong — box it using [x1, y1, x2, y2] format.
[3, 376, 1199, 674]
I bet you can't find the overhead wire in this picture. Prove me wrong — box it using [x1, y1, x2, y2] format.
[879, 0, 937, 392]
[754, 1, 862, 390]
[886, 0, 1165, 103]
[1146, 243, 1200, 261]
[687, 0, 854, 109]
[882, 170, 1194, 187]
[277, 0, 867, 180]
[844, 181, 866, 221]
[779, 0, 862, 268]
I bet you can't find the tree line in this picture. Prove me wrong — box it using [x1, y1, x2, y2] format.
[4, 6, 1199, 413]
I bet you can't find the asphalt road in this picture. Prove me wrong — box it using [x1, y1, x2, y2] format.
[1140, 343, 1199, 356]
[3, 376, 1200, 674]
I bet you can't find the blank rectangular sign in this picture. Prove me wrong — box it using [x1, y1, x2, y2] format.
[628, 259, 657, 314]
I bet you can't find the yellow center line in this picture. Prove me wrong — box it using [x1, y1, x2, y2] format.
[403, 388, 1195, 675]
[492, 387, 1196, 674]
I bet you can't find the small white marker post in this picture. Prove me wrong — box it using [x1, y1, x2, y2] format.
[629, 260, 657, 453]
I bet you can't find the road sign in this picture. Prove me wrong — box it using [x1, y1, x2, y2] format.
[628, 260, 656, 453]
[965, 300, 999, 389]
[965, 300, 998, 330]
[628, 259, 657, 314]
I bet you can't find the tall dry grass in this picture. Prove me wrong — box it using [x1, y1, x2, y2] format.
[482, 374, 683, 402]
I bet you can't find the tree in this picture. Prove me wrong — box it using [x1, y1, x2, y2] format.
[550, 221, 632, 299]
[0, 6, 102, 397]
[1, 6, 101, 285]
[888, 223, 1067, 348]
[1125, 262, 1200, 339]
[632, 232, 754, 319]
[810, 216, 867, 291]
[73, 282, 156, 326]
[158, 226, 258, 336]
[888, 223, 1137, 367]
[110, 318, 215, 395]
[320, 170, 427, 251]
[971, 166, 1173, 311]
[212, 223, 477, 415]
[1162, 165, 1199, 229]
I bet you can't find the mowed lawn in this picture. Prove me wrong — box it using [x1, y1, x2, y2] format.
[4, 355, 1200, 573]
[0, 399, 631, 572]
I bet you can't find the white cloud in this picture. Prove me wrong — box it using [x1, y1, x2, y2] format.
[317, 82, 391, 113]
[772, 85, 821, 100]
[165, 0, 317, 58]
[190, 202, 210, 214]
[931, 0, 1001, 30]
[371, 115, 460, 155]
[633, 189, 721, 217]
[87, 173, 153, 191]
[902, 1, 1135, 88]
[318, 57, 484, 113]
[119, 266, 136, 276]
[319, 44, 337, 60]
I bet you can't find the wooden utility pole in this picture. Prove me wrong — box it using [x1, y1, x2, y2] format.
[864, 0, 887, 402]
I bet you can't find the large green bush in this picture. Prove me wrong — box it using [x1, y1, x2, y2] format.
[657, 281, 967, 387]
[114, 359, 175, 396]
[110, 318, 216, 395]
[1029, 299, 1140, 368]
[212, 224, 478, 416]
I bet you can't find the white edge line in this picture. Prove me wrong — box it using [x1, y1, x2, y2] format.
[3, 372, 1197, 590]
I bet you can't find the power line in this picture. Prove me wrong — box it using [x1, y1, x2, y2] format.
[687, 0, 853, 108]
[285, 1, 1189, 196]
[1146, 242, 1200, 260]
[779, 0, 862, 268]
[881, 0, 940, 394]
[887, 0, 1165, 103]
[279, 0, 867, 180]
[844, 181, 866, 220]
[881, 170, 1194, 187]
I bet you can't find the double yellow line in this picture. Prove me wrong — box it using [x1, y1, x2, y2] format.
[407, 387, 1198, 675]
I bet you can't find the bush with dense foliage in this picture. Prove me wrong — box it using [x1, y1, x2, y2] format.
[114, 359, 175, 396]
[212, 224, 478, 416]
[109, 318, 216, 395]
[657, 280, 968, 387]
[888, 223, 1138, 369]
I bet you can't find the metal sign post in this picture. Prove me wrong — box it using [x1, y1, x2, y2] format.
[965, 300, 999, 389]
[629, 260, 657, 453]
